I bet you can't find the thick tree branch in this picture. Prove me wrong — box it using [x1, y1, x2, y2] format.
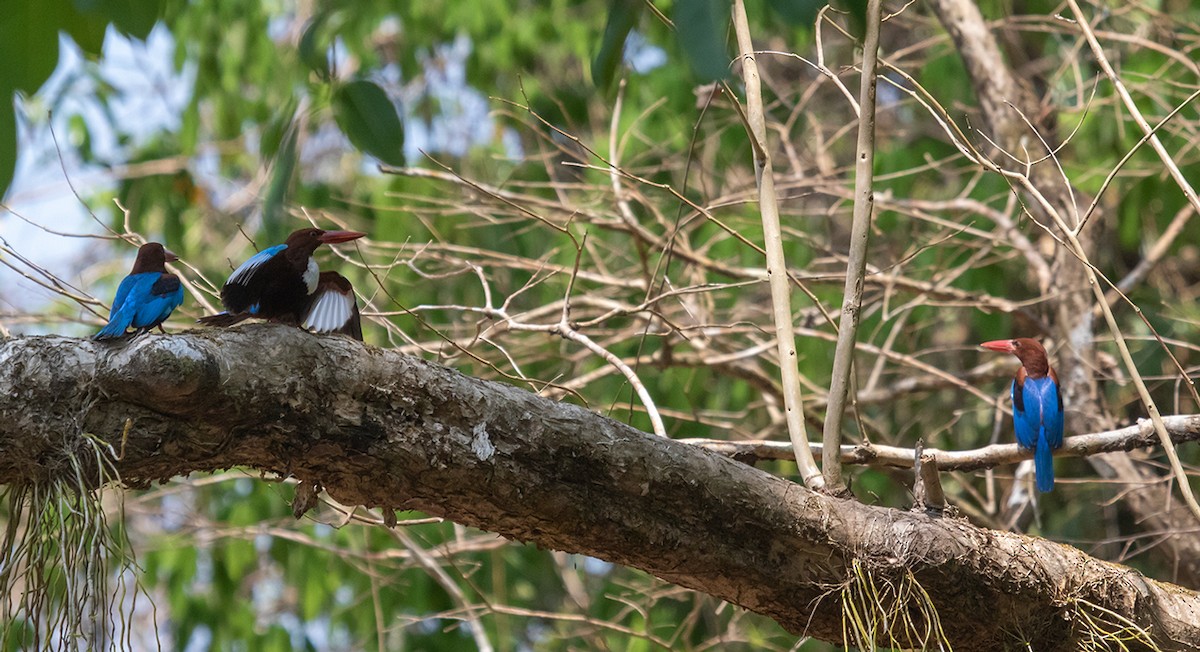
[2, 327, 1199, 649]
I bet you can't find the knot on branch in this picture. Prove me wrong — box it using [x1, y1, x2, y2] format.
[96, 335, 221, 412]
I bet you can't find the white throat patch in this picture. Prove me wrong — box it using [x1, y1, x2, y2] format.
[303, 258, 319, 294]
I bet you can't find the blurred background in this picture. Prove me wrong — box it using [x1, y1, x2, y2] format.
[2, 0, 1200, 649]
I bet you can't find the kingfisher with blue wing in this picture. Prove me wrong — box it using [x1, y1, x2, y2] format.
[981, 338, 1064, 492]
[94, 242, 185, 340]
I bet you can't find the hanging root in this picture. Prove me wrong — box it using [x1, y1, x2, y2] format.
[0, 431, 151, 650]
[1068, 596, 1160, 652]
[839, 557, 952, 651]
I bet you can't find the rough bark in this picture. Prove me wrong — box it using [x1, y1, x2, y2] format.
[1, 327, 1199, 649]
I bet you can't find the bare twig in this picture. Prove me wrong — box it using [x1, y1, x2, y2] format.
[821, 0, 882, 494]
[388, 528, 495, 652]
[1055, 0, 1200, 524]
[684, 414, 1200, 472]
[1109, 204, 1195, 301]
[731, 0, 821, 488]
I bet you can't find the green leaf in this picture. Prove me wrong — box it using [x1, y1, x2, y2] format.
[60, 10, 108, 56]
[298, 12, 332, 80]
[0, 99, 14, 201]
[0, 0, 63, 96]
[675, 0, 730, 82]
[68, 113, 93, 163]
[263, 117, 298, 243]
[332, 79, 405, 167]
[591, 0, 641, 90]
[301, 563, 325, 619]
[221, 539, 257, 588]
[260, 95, 299, 162]
[832, 0, 868, 39]
[767, 0, 825, 25]
[98, 0, 163, 40]
[179, 102, 199, 153]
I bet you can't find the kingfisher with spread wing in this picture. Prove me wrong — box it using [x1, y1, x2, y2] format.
[199, 228, 365, 340]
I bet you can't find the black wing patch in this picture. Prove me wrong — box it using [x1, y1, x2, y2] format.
[151, 273, 181, 297]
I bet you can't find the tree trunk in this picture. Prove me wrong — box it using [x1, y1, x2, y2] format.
[1, 327, 1198, 649]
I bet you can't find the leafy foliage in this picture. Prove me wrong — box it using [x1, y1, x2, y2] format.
[0, 0, 163, 196]
[331, 80, 405, 166]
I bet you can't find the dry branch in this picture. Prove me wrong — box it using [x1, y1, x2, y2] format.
[1, 327, 1200, 649]
[822, 0, 882, 493]
[683, 414, 1200, 470]
[731, 0, 821, 488]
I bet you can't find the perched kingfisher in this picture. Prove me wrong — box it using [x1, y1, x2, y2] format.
[981, 338, 1064, 492]
[302, 271, 363, 341]
[94, 242, 185, 340]
[198, 228, 365, 331]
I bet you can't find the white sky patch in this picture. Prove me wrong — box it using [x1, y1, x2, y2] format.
[623, 31, 667, 74]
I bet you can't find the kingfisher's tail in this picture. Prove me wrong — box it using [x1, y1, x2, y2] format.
[94, 311, 132, 340]
[93, 322, 129, 340]
[1034, 437, 1055, 493]
[197, 312, 250, 327]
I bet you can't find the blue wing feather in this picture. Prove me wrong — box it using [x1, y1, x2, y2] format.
[228, 244, 287, 286]
[1010, 378, 1039, 450]
[96, 274, 144, 338]
[1012, 375, 1062, 492]
[1042, 377, 1064, 449]
[108, 274, 137, 321]
[95, 272, 184, 339]
[131, 275, 184, 329]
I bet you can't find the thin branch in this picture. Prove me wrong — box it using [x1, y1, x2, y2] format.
[389, 527, 495, 652]
[1065, 0, 1200, 225]
[1109, 203, 1196, 301]
[684, 414, 1200, 472]
[731, 0, 822, 489]
[554, 326, 666, 437]
[822, 0, 882, 494]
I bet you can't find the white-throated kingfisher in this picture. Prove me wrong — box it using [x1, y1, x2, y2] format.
[981, 338, 1064, 492]
[198, 228, 365, 332]
[94, 242, 185, 340]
